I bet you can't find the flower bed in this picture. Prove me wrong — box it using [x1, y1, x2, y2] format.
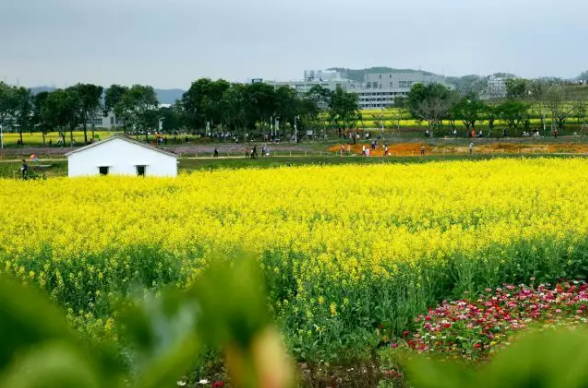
[395, 281, 588, 359]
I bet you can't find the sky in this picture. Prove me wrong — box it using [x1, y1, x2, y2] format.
[1, 0, 587, 89]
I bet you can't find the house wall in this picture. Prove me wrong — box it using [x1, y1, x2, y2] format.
[68, 138, 178, 177]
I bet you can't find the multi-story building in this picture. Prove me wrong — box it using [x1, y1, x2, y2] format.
[264, 70, 451, 109]
[481, 76, 508, 100]
[358, 72, 452, 109]
[265, 78, 360, 94]
[303, 69, 345, 82]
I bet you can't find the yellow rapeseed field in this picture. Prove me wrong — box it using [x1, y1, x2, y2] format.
[1, 158, 588, 349]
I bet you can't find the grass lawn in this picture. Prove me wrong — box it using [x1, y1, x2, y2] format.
[2, 153, 586, 179]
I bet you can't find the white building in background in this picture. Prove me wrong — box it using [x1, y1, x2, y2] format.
[358, 72, 453, 109]
[482, 76, 508, 100]
[66, 135, 178, 178]
[303, 69, 345, 82]
[89, 104, 171, 130]
[263, 70, 452, 109]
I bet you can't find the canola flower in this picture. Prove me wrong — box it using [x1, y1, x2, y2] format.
[1, 158, 588, 353]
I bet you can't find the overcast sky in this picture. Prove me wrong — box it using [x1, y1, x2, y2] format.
[1, 0, 586, 89]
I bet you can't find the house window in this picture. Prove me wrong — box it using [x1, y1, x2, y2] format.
[136, 165, 146, 177]
[99, 166, 109, 175]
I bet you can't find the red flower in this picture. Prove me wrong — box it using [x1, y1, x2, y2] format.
[473, 343, 481, 349]
[212, 382, 225, 388]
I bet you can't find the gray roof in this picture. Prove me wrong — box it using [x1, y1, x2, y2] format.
[64, 134, 178, 158]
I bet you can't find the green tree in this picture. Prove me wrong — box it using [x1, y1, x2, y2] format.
[498, 100, 530, 135]
[115, 85, 159, 140]
[453, 94, 485, 130]
[242, 82, 276, 138]
[306, 85, 332, 136]
[483, 102, 500, 135]
[328, 86, 360, 130]
[105, 85, 129, 130]
[43, 89, 79, 144]
[219, 84, 248, 140]
[274, 86, 298, 138]
[158, 106, 180, 134]
[546, 85, 575, 130]
[0, 82, 17, 133]
[13, 87, 33, 145]
[408, 83, 457, 130]
[573, 99, 587, 133]
[505, 78, 530, 99]
[181, 79, 231, 133]
[32, 91, 51, 144]
[389, 96, 408, 132]
[71, 84, 103, 143]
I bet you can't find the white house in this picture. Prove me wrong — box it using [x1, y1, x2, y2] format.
[65, 135, 178, 178]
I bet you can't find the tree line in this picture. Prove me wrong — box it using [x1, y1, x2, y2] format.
[1, 77, 587, 146]
[0, 80, 361, 144]
[406, 79, 588, 135]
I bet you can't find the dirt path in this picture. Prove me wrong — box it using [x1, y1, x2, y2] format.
[328, 142, 588, 157]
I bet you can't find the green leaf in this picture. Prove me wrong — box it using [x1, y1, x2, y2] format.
[0, 342, 101, 388]
[403, 355, 476, 388]
[0, 280, 77, 370]
[483, 329, 588, 388]
[120, 290, 201, 388]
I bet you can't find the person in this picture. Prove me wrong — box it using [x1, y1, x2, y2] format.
[365, 148, 370, 157]
[420, 145, 425, 156]
[503, 128, 508, 138]
[469, 143, 474, 155]
[262, 144, 268, 157]
[554, 128, 559, 138]
[384, 144, 389, 157]
[213, 148, 219, 158]
[30, 153, 39, 163]
[479, 129, 483, 138]
[453, 129, 457, 137]
[347, 144, 351, 155]
[361, 145, 366, 156]
[340, 145, 344, 156]
[372, 140, 376, 151]
[21, 159, 28, 180]
[48, 139, 53, 146]
[251, 145, 258, 159]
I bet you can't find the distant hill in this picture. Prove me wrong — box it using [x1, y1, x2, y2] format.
[155, 89, 185, 104]
[31, 86, 56, 94]
[29, 86, 185, 105]
[327, 67, 435, 83]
